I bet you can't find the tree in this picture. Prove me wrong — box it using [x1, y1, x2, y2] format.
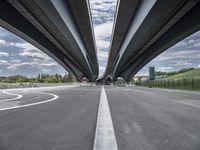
[65, 74, 74, 83]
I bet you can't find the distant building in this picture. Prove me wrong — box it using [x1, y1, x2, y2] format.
[149, 67, 155, 80]
[134, 76, 149, 82]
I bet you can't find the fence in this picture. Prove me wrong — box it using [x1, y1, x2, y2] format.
[135, 77, 200, 91]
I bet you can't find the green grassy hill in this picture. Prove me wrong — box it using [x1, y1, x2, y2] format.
[167, 68, 200, 79]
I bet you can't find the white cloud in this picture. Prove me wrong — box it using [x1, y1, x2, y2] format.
[188, 39, 194, 44]
[171, 50, 199, 56]
[0, 52, 9, 57]
[5, 60, 58, 71]
[7, 62, 34, 71]
[40, 63, 57, 67]
[98, 51, 108, 61]
[10, 59, 21, 63]
[9, 42, 39, 52]
[94, 22, 113, 39]
[0, 60, 10, 66]
[0, 52, 57, 72]
[171, 61, 193, 68]
[158, 67, 173, 72]
[94, 21, 113, 50]
[89, 0, 117, 26]
[0, 39, 6, 45]
[157, 49, 200, 62]
[99, 66, 106, 76]
[41, 68, 51, 73]
[0, 39, 39, 52]
[19, 51, 50, 60]
[2, 40, 59, 72]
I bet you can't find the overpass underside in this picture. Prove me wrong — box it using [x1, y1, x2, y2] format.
[1, 0, 200, 83]
[0, 0, 99, 82]
[102, 0, 200, 82]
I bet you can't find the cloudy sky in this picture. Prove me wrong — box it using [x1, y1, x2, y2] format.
[0, 27, 65, 77]
[89, 0, 117, 76]
[136, 30, 200, 76]
[0, 0, 200, 77]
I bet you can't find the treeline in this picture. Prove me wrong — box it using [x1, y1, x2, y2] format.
[0, 73, 74, 83]
[155, 68, 194, 76]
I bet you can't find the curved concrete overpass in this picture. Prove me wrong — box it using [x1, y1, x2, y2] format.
[103, 0, 200, 82]
[0, 0, 98, 82]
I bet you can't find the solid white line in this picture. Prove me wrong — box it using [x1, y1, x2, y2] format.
[93, 86, 118, 150]
[1, 91, 23, 102]
[0, 91, 59, 111]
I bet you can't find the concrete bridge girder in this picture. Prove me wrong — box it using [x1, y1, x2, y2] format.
[0, 0, 98, 82]
[105, 0, 200, 82]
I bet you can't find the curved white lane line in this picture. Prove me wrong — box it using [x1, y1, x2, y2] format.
[0, 91, 59, 111]
[1, 91, 23, 102]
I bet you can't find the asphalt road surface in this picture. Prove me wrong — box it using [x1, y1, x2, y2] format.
[106, 86, 200, 150]
[0, 86, 101, 150]
[0, 85, 200, 150]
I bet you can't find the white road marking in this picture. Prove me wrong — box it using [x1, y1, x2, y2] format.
[1, 91, 23, 102]
[93, 86, 118, 150]
[173, 100, 200, 109]
[0, 91, 59, 111]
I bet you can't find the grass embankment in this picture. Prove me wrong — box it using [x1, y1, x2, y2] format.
[137, 68, 200, 91]
[167, 68, 200, 79]
[151, 68, 200, 91]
